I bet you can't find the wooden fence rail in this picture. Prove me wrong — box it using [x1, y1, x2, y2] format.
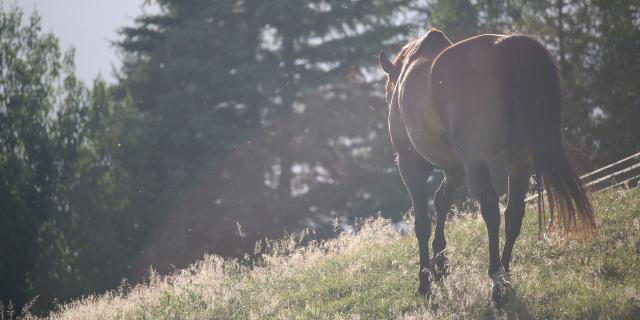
[525, 151, 640, 203]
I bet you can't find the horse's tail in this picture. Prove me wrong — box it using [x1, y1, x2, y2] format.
[496, 35, 595, 234]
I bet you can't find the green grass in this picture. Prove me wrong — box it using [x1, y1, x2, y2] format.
[36, 189, 640, 319]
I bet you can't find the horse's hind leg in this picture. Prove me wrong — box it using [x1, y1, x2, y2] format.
[397, 151, 434, 295]
[464, 163, 502, 276]
[501, 155, 531, 273]
[431, 169, 464, 281]
[464, 161, 513, 306]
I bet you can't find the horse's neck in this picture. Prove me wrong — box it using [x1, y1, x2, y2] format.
[398, 61, 447, 138]
[396, 60, 454, 167]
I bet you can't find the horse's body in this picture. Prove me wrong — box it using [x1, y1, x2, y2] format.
[379, 30, 595, 305]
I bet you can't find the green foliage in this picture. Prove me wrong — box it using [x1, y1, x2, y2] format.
[0, 5, 144, 313]
[44, 189, 640, 319]
[586, 0, 640, 165]
[428, 0, 479, 40]
[0, 5, 75, 308]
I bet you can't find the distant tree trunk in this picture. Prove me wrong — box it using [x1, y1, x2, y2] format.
[277, 30, 295, 202]
[244, 0, 268, 212]
[556, 0, 566, 76]
[246, 89, 268, 212]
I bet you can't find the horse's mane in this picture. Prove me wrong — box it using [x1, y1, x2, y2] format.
[384, 38, 419, 100]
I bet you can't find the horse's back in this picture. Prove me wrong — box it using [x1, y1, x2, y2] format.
[431, 34, 510, 163]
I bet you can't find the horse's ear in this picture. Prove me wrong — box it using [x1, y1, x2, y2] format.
[379, 50, 399, 80]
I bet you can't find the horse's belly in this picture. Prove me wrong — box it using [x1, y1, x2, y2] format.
[405, 123, 458, 168]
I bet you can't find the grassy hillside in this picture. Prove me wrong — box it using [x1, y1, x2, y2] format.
[34, 189, 640, 319]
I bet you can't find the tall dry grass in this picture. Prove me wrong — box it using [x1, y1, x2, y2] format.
[13, 188, 640, 319]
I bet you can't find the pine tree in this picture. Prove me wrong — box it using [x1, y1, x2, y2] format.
[115, 0, 428, 273]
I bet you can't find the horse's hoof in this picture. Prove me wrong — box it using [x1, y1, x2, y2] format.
[416, 269, 431, 296]
[416, 273, 431, 297]
[491, 280, 515, 308]
[431, 254, 450, 281]
[416, 285, 430, 297]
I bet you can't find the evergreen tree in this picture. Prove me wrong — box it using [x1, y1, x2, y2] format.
[115, 0, 429, 273]
[586, 0, 640, 165]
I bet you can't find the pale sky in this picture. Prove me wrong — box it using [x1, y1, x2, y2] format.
[16, 0, 159, 84]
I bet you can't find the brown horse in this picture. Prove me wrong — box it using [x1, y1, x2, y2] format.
[379, 29, 595, 306]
